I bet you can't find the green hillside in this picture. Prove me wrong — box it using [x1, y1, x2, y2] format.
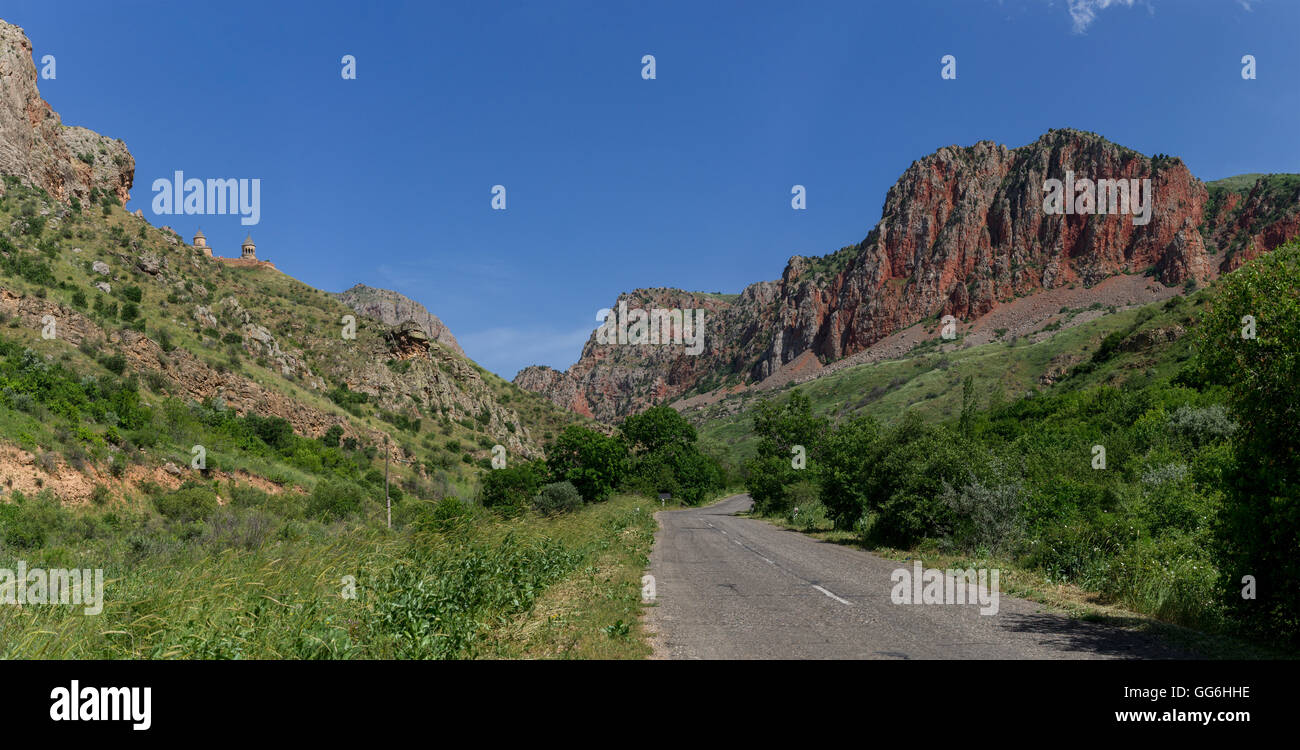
[694, 295, 1201, 464]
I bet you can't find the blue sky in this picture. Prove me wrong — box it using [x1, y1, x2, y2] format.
[5, 0, 1296, 378]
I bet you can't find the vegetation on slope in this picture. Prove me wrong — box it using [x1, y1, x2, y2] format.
[740, 241, 1300, 648]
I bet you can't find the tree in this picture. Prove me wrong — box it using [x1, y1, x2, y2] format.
[620, 406, 721, 505]
[546, 426, 629, 503]
[621, 405, 697, 455]
[751, 390, 827, 460]
[744, 390, 828, 514]
[1194, 240, 1300, 639]
[321, 424, 344, 448]
[817, 415, 881, 528]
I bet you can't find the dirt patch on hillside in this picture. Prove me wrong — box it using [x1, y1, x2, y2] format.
[0, 442, 300, 506]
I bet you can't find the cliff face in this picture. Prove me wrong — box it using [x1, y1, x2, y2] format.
[0, 20, 134, 206]
[1202, 174, 1300, 273]
[332, 283, 464, 356]
[515, 129, 1300, 421]
[514, 365, 594, 418]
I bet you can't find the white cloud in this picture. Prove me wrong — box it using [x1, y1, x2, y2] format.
[1067, 0, 1137, 32]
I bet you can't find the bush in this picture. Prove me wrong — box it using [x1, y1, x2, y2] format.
[153, 486, 219, 523]
[532, 481, 583, 515]
[480, 461, 546, 514]
[426, 496, 470, 531]
[306, 480, 366, 521]
[1167, 404, 1238, 446]
[0, 492, 66, 549]
[939, 475, 1025, 555]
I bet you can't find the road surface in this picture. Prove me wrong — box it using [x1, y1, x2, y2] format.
[645, 494, 1189, 659]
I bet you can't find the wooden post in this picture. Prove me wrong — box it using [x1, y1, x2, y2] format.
[384, 434, 391, 529]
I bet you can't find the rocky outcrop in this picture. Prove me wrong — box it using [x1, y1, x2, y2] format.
[514, 365, 594, 418]
[219, 295, 323, 387]
[516, 130, 1300, 421]
[385, 321, 431, 360]
[333, 284, 463, 356]
[1201, 174, 1300, 273]
[0, 20, 134, 206]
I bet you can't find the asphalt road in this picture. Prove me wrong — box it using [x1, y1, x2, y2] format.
[645, 494, 1190, 660]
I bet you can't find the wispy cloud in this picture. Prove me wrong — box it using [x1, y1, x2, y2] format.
[1067, 0, 1138, 33]
[457, 323, 596, 380]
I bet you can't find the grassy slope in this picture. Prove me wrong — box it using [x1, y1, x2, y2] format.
[0, 180, 586, 498]
[696, 295, 1200, 464]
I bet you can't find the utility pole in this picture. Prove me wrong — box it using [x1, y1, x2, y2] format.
[384, 434, 391, 529]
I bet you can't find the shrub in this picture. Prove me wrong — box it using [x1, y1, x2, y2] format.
[939, 475, 1025, 555]
[199, 506, 277, 550]
[153, 486, 219, 523]
[1167, 404, 1238, 446]
[426, 496, 470, 531]
[0, 492, 66, 549]
[306, 480, 366, 521]
[90, 484, 113, 506]
[480, 461, 546, 514]
[532, 481, 583, 515]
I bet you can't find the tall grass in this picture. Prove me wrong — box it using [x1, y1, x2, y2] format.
[0, 491, 656, 659]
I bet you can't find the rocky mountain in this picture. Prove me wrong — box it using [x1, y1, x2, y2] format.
[333, 283, 464, 356]
[515, 129, 1300, 422]
[0, 20, 133, 207]
[0, 19, 580, 502]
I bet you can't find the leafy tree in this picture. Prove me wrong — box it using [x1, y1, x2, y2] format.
[622, 405, 697, 454]
[546, 425, 628, 503]
[480, 460, 547, 514]
[620, 406, 721, 505]
[817, 415, 881, 528]
[1194, 240, 1300, 639]
[321, 424, 344, 448]
[744, 390, 828, 513]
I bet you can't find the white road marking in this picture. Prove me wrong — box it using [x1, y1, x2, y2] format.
[813, 585, 853, 606]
